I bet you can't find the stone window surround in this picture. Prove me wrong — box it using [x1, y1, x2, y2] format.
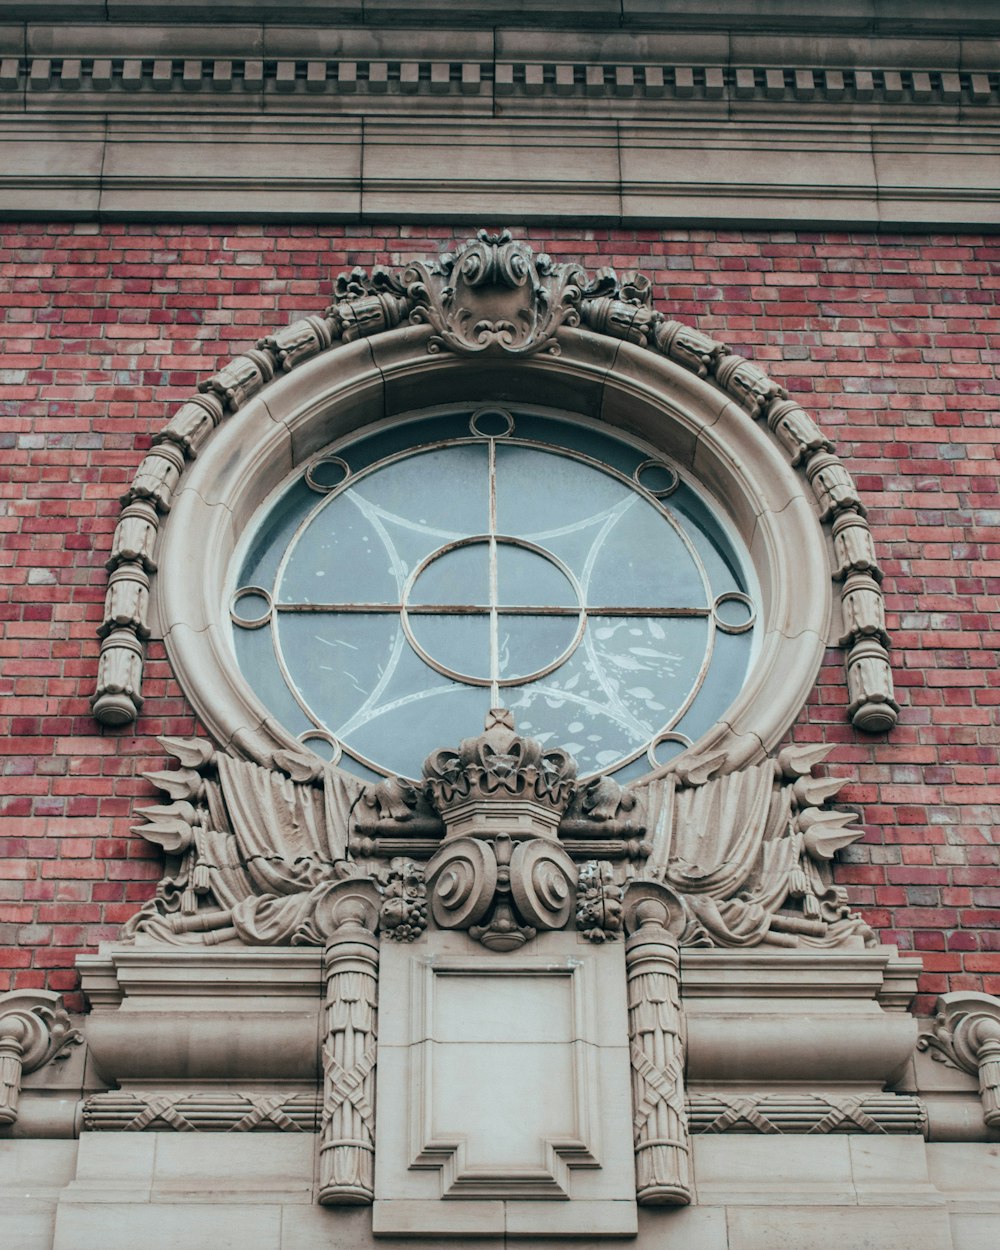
[148, 324, 829, 780]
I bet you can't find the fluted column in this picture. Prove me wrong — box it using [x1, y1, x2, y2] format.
[623, 883, 692, 1206]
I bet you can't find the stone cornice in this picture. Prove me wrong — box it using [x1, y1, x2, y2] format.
[0, 3, 997, 36]
[0, 21, 997, 227]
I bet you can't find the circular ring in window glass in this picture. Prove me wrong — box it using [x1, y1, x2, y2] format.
[713, 591, 756, 635]
[634, 458, 680, 498]
[304, 455, 350, 493]
[469, 407, 515, 438]
[231, 586, 273, 629]
[298, 731, 343, 765]
[648, 731, 693, 768]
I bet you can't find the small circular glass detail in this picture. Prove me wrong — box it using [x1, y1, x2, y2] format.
[470, 407, 515, 438]
[713, 591, 756, 634]
[635, 459, 680, 498]
[298, 730, 342, 764]
[648, 731, 693, 768]
[401, 536, 585, 685]
[229, 408, 759, 782]
[231, 586, 273, 629]
[305, 456, 350, 493]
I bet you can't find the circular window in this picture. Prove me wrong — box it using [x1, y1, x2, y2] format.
[228, 407, 759, 783]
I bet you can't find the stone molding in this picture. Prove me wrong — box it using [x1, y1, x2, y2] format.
[2, 49, 996, 112]
[686, 1092, 927, 1136]
[0, 22, 997, 226]
[78, 1090, 928, 1137]
[91, 231, 897, 758]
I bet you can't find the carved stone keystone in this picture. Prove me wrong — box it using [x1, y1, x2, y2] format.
[0, 990, 81, 1126]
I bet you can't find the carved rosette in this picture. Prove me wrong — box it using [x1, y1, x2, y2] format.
[918, 992, 1000, 1128]
[623, 883, 691, 1206]
[0, 991, 81, 1126]
[94, 230, 896, 735]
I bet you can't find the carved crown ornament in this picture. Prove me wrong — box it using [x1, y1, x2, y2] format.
[93, 227, 898, 757]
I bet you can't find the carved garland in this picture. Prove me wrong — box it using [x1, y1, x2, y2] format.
[92, 228, 897, 736]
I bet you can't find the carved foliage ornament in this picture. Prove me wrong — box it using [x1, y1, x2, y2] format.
[918, 991, 1000, 1128]
[0, 990, 82, 1127]
[93, 230, 896, 738]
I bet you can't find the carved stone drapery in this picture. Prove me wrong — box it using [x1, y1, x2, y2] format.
[93, 230, 896, 739]
[127, 718, 874, 958]
[623, 883, 692, 1206]
[0, 991, 81, 1126]
[918, 991, 1000, 1129]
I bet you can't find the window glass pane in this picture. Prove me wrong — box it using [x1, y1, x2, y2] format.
[497, 613, 580, 681]
[672, 629, 754, 745]
[233, 623, 313, 739]
[408, 542, 490, 607]
[495, 444, 632, 539]
[495, 543, 578, 608]
[407, 612, 492, 681]
[511, 413, 644, 478]
[239, 477, 315, 588]
[508, 614, 710, 775]
[582, 499, 707, 610]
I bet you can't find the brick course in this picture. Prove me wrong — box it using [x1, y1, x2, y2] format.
[1, 222, 998, 1014]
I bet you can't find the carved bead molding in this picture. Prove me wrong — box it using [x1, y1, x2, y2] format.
[0, 991, 81, 1126]
[94, 229, 896, 739]
[918, 991, 1000, 1129]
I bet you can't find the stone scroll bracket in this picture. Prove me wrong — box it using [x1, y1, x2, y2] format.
[0, 990, 82, 1127]
[918, 991, 1000, 1129]
[91, 230, 898, 744]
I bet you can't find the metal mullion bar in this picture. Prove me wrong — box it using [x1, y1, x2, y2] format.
[275, 603, 710, 616]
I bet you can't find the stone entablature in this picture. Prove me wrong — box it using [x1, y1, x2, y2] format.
[0, 14, 997, 225]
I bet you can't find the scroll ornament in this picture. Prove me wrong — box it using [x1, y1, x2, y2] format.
[918, 991, 1000, 1128]
[95, 230, 896, 734]
[0, 991, 81, 1126]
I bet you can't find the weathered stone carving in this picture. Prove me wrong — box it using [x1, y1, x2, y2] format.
[575, 860, 624, 942]
[407, 229, 585, 357]
[623, 882, 691, 1205]
[0, 991, 81, 1126]
[94, 232, 896, 734]
[918, 991, 1000, 1128]
[376, 858, 427, 942]
[128, 714, 872, 956]
[687, 1092, 927, 1135]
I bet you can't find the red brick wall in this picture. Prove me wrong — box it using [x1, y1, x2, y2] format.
[1, 223, 997, 1015]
